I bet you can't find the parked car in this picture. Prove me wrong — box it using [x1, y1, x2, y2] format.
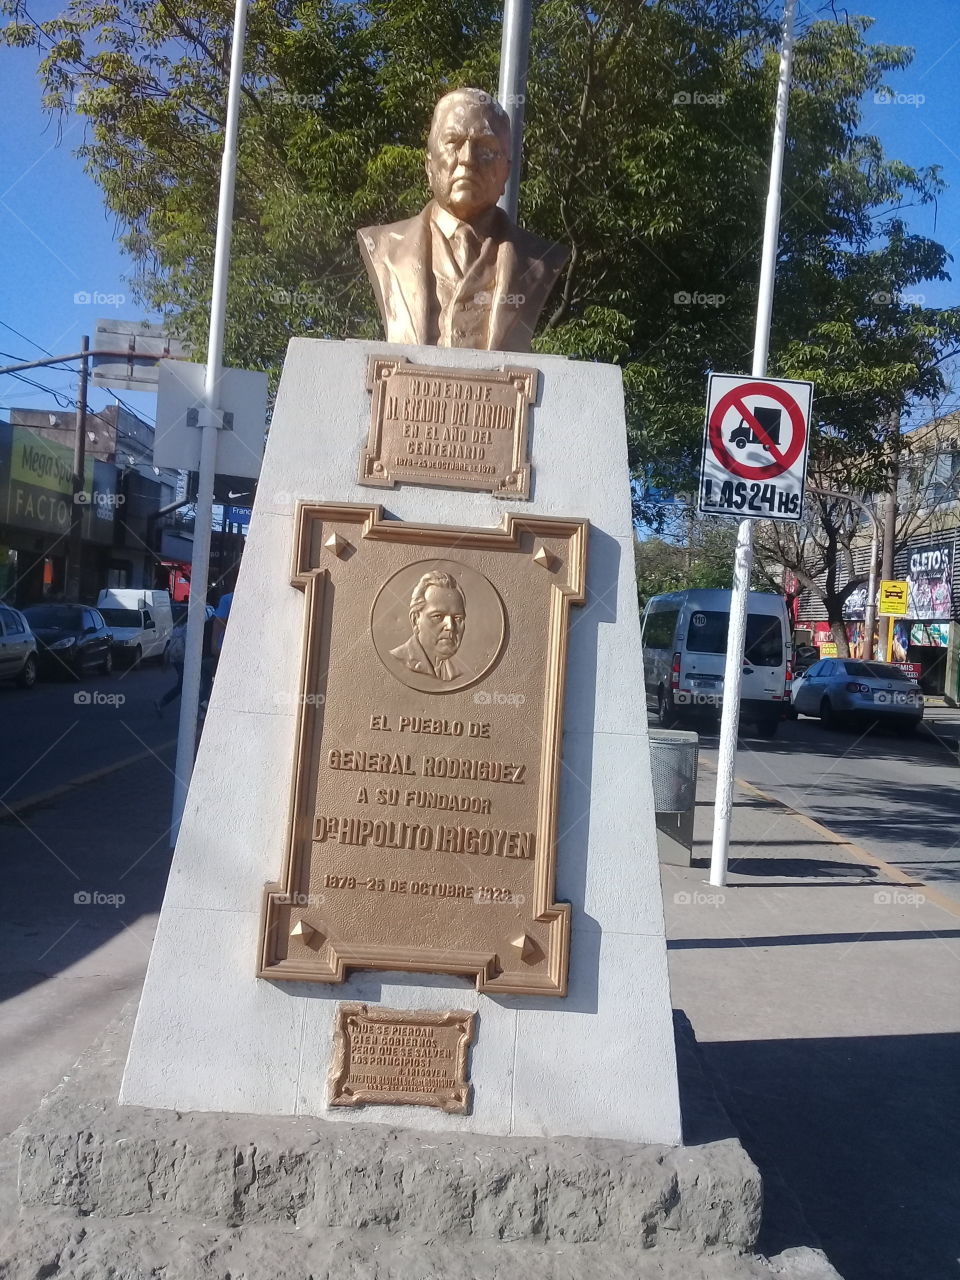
[791, 658, 924, 729]
[98, 606, 166, 667]
[641, 588, 791, 737]
[22, 604, 114, 678]
[0, 604, 39, 688]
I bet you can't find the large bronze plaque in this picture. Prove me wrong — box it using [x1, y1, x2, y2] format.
[328, 1004, 476, 1112]
[359, 357, 536, 498]
[258, 502, 588, 995]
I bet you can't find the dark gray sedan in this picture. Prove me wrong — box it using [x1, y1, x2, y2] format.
[791, 658, 924, 729]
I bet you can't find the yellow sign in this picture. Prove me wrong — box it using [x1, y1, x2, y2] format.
[818, 641, 838, 657]
[879, 580, 910, 617]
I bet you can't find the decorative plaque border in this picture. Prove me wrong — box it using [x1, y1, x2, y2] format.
[257, 502, 588, 996]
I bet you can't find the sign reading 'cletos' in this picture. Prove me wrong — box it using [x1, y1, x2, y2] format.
[258, 502, 587, 996]
[359, 357, 536, 499]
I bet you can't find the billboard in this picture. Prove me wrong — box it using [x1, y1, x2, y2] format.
[0, 423, 118, 540]
[906, 543, 953, 620]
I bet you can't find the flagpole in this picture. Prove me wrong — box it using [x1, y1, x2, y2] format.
[171, 0, 248, 838]
[497, 0, 532, 220]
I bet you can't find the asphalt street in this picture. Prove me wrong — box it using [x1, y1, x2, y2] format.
[690, 708, 960, 907]
[0, 661, 179, 808]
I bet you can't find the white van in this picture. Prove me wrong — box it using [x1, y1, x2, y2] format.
[96, 589, 174, 666]
[640, 588, 791, 737]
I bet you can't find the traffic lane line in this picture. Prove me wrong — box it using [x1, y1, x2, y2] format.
[699, 758, 960, 922]
[0, 740, 177, 821]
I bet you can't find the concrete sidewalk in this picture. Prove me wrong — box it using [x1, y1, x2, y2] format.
[664, 772, 960, 1280]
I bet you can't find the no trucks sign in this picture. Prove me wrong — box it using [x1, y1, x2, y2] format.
[698, 374, 813, 522]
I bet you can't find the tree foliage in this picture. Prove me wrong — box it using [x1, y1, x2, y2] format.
[4, 0, 959, 487]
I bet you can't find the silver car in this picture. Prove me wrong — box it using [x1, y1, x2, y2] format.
[0, 604, 39, 689]
[791, 658, 924, 729]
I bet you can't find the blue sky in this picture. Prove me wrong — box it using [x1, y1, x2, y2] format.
[1, 0, 958, 424]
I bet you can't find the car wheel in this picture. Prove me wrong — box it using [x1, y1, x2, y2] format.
[754, 717, 779, 739]
[16, 654, 38, 689]
[101, 648, 114, 676]
[658, 689, 679, 729]
[820, 697, 836, 729]
[130, 645, 142, 668]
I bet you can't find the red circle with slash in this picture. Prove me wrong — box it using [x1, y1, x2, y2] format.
[708, 381, 807, 480]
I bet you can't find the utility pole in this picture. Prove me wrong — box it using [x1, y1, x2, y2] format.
[65, 334, 90, 601]
[878, 413, 900, 661]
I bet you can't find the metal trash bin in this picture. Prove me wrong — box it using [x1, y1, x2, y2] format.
[648, 728, 699, 866]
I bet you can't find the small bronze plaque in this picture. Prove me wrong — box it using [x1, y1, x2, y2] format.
[258, 502, 587, 996]
[359, 357, 536, 498]
[329, 1004, 476, 1112]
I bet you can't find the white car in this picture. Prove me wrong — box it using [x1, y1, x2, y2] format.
[97, 605, 167, 667]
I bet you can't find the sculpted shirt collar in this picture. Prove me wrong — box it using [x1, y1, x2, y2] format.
[430, 203, 499, 244]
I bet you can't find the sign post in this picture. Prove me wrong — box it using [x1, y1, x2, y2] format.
[706, 0, 800, 890]
[879, 580, 909, 663]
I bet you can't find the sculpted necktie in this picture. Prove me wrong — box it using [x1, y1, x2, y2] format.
[451, 223, 481, 277]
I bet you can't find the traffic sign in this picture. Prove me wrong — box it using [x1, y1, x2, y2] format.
[698, 374, 813, 521]
[879, 580, 910, 616]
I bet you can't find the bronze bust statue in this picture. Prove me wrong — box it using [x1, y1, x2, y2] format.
[358, 88, 568, 353]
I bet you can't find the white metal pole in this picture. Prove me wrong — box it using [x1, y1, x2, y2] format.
[497, 0, 532, 221]
[710, 0, 797, 887]
[865, 521, 879, 660]
[171, 0, 249, 837]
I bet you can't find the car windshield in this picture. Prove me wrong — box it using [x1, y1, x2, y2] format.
[843, 661, 912, 682]
[686, 611, 784, 666]
[23, 606, 83, 629]
[98, 608, 141, 627]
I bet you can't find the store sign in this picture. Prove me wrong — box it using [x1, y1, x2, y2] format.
[3, 426, 74, 535]
[907, 543, 953, 620]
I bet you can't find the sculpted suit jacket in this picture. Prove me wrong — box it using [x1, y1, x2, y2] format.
[357, 202, 569, 353]
[388, 633, 470, 682]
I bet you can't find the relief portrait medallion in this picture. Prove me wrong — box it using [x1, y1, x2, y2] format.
[371, 558, 506, 694]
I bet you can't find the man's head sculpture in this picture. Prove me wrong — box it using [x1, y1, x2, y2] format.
[357, 88, 568, 352]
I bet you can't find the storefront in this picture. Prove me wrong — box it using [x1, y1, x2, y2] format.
[0, 422, 119, 606]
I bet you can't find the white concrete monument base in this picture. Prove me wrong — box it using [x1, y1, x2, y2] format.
[120, 339, 681, 1144]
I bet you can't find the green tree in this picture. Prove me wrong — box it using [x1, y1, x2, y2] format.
[4, 0, 958, 478]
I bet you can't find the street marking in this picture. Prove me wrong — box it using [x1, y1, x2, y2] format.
[701, 761, 960, 922]
[0, 740, 177, 821]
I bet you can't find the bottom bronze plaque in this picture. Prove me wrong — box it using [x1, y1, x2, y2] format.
[328, 1004, 476, 1113]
